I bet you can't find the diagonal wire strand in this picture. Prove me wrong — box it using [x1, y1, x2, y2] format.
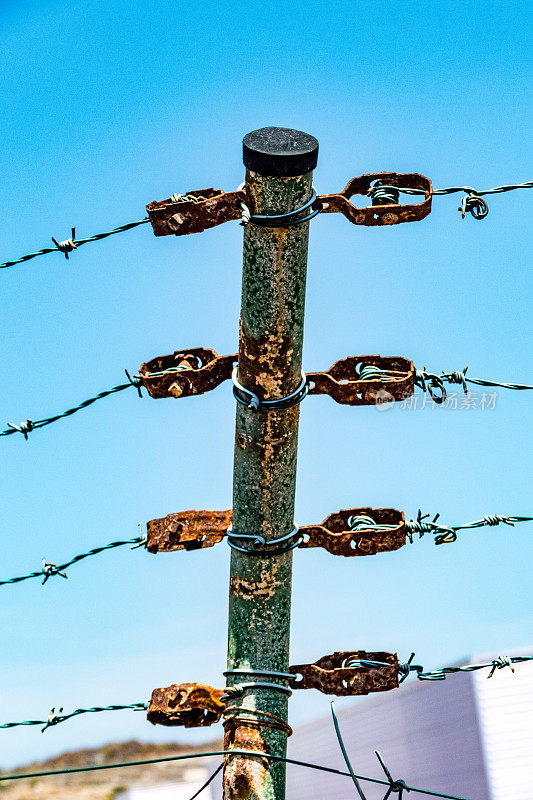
[0, 373, 143, 439]
[0, 534, 145, 587]
[1, 218, 149, 269]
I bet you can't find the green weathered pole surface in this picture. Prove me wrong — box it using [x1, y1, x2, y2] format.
[223, 128, 318, 800]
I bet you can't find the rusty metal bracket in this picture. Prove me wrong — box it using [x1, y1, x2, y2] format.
[298, 508, 406, 556]
[147, 189, 247, 236]
[139, 348, 237, 400]
[307, 355, 414, 405]
[318, 172, 432, 226]
[146, 507, 406, 556]
[146, 509, 232, 553]
[147, 683, 226, 727]
[289, 651, 399, 695]
[139, 350, 413, 405]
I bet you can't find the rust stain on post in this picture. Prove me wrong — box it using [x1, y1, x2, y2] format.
[224, 128, 318, 800]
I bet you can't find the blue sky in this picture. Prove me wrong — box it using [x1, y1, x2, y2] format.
[1, 0, 532, 770]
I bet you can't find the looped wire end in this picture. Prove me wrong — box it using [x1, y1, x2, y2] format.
[459, 193, 489, 220]
[51, 228, 77, 259]
[414, 369, 447, 404]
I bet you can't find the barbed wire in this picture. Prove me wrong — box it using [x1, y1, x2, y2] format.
[413, 366, 533, 404]
[0, 746, 473, 800]
[0, 531, 145, 587]
[346, 653, 533, 684]
[404, 511, 533, 545]
[3, 361, 532, 442]
[0, 371, 143, 439]
[0, 218, 150, 270]
[0, 703, 148, 733]
[348, 510, 532, 545]
[2, 179, 531, 272]
[368, 180, 533, 219]
[2, 509, 529, 592]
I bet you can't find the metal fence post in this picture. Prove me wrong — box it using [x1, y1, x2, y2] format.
[223, 127, 319, 800]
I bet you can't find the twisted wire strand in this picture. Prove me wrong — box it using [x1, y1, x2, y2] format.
[367, 180, 532, 220]
[413, 366, 532, 404]
[0, 748, 474, 799]
[417, 655, 532, 681]
[0, 534, 145, 587]
[367, 181, 533, 197]
[406, 511, 533, 545]
[0, 702, 148, 733]
[347, 653, 532, 684]
[1, 218, 149, 269]
[1, 371, 143, 439]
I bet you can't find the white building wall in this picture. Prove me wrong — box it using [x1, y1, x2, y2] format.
[473, 652, 533, 800]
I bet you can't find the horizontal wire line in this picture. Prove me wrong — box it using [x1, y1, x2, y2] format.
[2, 179, 531, 271]
[0, 748, 473, 799]
[2, 363, 532, 442]
[0, 218, 149, 269]
[0, 703, 147, 732]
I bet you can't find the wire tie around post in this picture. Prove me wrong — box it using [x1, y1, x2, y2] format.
[51, 228, 77, 259]
[226, 525, 301, 555]
[220, 682, 292, 702]
[239, 188, 321, 228]
[232, 367, 308, 412]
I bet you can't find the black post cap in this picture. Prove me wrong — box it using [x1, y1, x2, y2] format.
[243, 127, 319, 177]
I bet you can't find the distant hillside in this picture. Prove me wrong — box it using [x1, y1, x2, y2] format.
[0, 739, 223, 800]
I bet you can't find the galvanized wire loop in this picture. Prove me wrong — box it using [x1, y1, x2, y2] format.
[226, 525, 301, 555]
[244, 188, 321, 228]
[459, 193, 489, 220]
[223, 706, 293, 736]
[224, 668, 294, 680]
[414, 369, 447, 403]
[220, 682, 292, 702]
[232, 367, 308, 412]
